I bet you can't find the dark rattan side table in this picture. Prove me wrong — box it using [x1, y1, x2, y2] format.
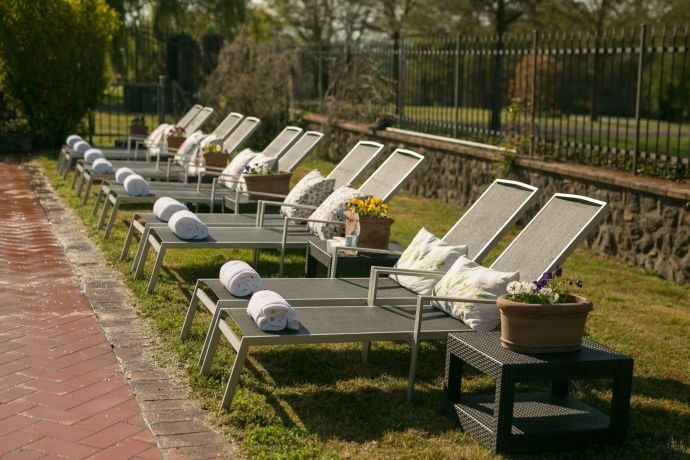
[305, 239, 405, 278]
[446, 331, 633, 454]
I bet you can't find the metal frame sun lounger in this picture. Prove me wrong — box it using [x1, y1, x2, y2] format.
[179, 178, 540, 349]
[72, 112, 247, 202]
[199, 193, 609, 409]
[134, 148, 425, 293]
[95, 127, 315, 239]
[119, 140, 386, 265]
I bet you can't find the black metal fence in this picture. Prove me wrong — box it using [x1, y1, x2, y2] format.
[293, 25, 690, 181]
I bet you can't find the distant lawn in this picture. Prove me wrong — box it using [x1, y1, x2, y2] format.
[38, 152, 689, 459]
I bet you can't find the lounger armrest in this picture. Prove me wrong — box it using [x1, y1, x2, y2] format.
[234, 190, 289, 200]
[417, 295, 497, 306]
[367, 266, 445, 305]
[334, 247, 403, 257]
[282, 216, 344, 226]
[255, 200, 318, 227]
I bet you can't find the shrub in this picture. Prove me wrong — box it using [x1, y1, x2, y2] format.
[199, 35, 294, 148]
[0, 0, 119, 146]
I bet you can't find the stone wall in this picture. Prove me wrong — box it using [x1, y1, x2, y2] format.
[304, 113, 690, 283]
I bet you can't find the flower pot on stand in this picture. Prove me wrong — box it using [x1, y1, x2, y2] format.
[167, 136, 186, 151]
[497, 295, 593, 353]
[343, 210, 394, 249]
[130, 125, 148, 136]
[243, 172, 292, 201]
[203, 152, 231, 170]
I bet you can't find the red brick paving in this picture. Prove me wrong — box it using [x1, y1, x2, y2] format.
[0, 162, 161, 459]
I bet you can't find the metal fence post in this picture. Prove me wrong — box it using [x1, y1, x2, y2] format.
[453, 35, 461, 138]
[530, 30, 538, 156]
[158, 75, 166, 125]
[395, 37, 405, 125]
[633, 24, 647, 175]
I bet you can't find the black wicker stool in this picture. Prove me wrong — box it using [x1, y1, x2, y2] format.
[446, 331, 633, 454]
[305, 239, 404, 277]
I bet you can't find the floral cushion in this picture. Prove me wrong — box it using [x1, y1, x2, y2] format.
[220, 149, 257, 190]
[307, 186, 360, 240]
[389, 227, 468, 295]
[431, 256, 519, 331]
[175, 131, 206, 165]
[281, 170, 335, 219]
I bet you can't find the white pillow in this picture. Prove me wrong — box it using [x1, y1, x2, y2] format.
[390, 228, 468, 295]
[175, 131, 205, 165]
[307, 186, 360, 240]
[281, 170, 335, 219]
[220, 149, 257, 190]
[432, 256, 520, 331]
[146, 123, 170, 146]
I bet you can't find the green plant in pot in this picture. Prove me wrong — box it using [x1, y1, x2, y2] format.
[343, 196, 394, 249]
[497, 267, 592, 353]
[202, 141, 230, 170]
[242, 161, 291, 201]
[129, 115, 148, 136]
[166, 126, 186, 150]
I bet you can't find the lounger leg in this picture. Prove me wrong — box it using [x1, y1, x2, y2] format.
[180, 282, 201, 340]
[57, 151, 64, 173]
[91, 186, 103, 216]
[103, 199, 120, 239]
[70, 166, 81, 190]
[407, 298, 425, 401]
[199, 309, 224, 375]
[75, 171, 84, 196]
[61, 158, 73, 179]
[97, 194, 110, 229]
[132, 227, 152, 276]
[81, 175, 94, 205]
[146, 246, 166, 294]
[220, 342, 250, 410]
[120, 221, 137, 261]
[361, 342, 370, 364]
[252, 249, 260, 268]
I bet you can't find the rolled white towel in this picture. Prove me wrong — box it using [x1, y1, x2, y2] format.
[153, 197, 188, 222]
[123, 173, 150, 196]
[247, 290, 299, 331]
[84, 148, 105, 165]
[167, 210, 209, 240]
[219, 260, 264, 297]
[91, 158, 113, 174]
[115, 167, 135, 184]
[66, 135, 82, 148]
[73, 140, 91, 155]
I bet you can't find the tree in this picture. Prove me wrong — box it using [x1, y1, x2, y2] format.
[0, 0, 119, 146]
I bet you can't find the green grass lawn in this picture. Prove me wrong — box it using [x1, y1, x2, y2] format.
[38, 153, 689, 459]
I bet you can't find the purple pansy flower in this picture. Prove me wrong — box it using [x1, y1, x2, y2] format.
[554, 266, 562, 277]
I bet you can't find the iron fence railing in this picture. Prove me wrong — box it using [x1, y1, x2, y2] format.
[293, 25, 690, 181]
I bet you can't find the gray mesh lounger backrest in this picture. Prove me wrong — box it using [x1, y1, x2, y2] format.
[261, 126, 303, 159]
[177, 104, 203, 128]
[222, 117, 261, 153]
[358, 148, 425, 202]
[210, 112, 243, 139]
[491, 193, 609, 282]
[326, 141, 385, 188]
[184, 106, 214, 133]
[443, 179, 539, 263]
[275, 131, 325, 172]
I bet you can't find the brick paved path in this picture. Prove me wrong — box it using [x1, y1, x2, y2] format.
[0, 162, 160, 459]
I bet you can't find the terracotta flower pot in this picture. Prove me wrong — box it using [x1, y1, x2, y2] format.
[343, 210, 394, 249]
[497, 295, 593, 353]
[203, 152, 231, 170]
[243, 172, 292, 201]
[129, 125, 148, 136]
[167, 136, 186, 150]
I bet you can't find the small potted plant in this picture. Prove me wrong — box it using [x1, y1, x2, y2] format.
[202, 142, 231, 170]
[166, 126, 186, 150]
[129, 115, 148, 136]
[343, 197, 394, 249]
[242, 162, 292, 201]
[497, 267, 592, 353]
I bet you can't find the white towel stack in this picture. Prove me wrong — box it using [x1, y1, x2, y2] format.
[115, 167, 135, 184]
[84, 148, 105, 165]
[66, 135, 82, 148]
[167, 210, 209, 240]
[123, 174, 150, 196]
[92, 158, 113, 174]
[219, 260, 264, 297]
[73, 140, 91, 155]
[247, 290, 299, 332]
[153, 197, 188, 222]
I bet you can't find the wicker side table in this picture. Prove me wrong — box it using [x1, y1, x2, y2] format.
[446, 331, 633, 454]
[305, 239, 405, 278]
